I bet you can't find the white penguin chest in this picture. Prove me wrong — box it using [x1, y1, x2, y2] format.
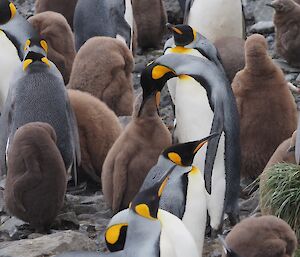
[187, 0, 243, 42]
[175, 76, 214, 143]
[0, 32, 21, 110]
[158, 209, 199, 257]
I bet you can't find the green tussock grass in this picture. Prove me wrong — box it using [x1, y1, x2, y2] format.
[260, 163, 300, 241]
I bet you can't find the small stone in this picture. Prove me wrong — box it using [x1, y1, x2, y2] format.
[54, 212, 80, 230]
[0, 230, 97, 257]
[249, 21, 274, 34]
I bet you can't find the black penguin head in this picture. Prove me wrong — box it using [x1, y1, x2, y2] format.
[162, 133, 219, 166]
[23, 38, 50, 71]
[138, 61, 177, 116]
[0, 0, 16, 25]
[266, 0, 295, 13]
[130, 165, 176, 220]
[166, 23, 196, 47]
[218, 236, 242, 257]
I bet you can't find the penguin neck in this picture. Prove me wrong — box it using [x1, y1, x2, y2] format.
[136, 95, 159, 119]
[245, 52, 275, 77]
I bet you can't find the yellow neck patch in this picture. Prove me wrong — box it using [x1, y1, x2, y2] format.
[152, 65, 175, 80]
[170, 46, 193, 54]
[9, 3, 17, 20]
[178, 74, 192, 80]
[105, 223, 128, 244]
[41, 57, 50, 67]
[135, 204, 156, 220]
[23, 59, 33, 71]
[40, 40, 48, 53]
[158, 177, 169, 197]
[24, 39, 31, 51]
[189, 166, 200, 175]
[168, 152, 183, 166]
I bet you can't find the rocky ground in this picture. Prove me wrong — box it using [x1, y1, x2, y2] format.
[0, 0, 299, 257]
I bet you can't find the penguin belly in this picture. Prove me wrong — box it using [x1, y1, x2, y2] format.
[158, 209, 199, 257]
[187, 0, 243, 42]
[0, 32, 21, 111]
[182, 167, 207, 257]
[124, 0, 134, 50]
[174, 77, 226, 231]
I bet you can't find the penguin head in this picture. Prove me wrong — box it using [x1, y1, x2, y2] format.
[0, 0, 16, 25]
[138, 61, 176, 116]
[23, 38, 50, 71]
[162, 133, 219, 166]
[166, 23, 196, 47]
[218, 236, 242, 257]
[266, 0, 295, 13]
[130, 165, 176, 220]
[105, 209, 129, 252]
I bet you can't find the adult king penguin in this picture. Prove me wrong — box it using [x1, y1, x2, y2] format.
[55, 145, 186, 257]
[74, 0, 134, 51]
[104, 133, 218, 257]
[164, 24, 225, 102]
[184, 0, 244, 43]
[145, 54, 241, 235]
[163, 26, 240, 234]
[0, 1, 81, 183]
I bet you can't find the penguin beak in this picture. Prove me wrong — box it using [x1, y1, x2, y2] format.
[166, 23, 183, 35]
[266, 3, 275, 8]
[218, 235, 242, 257]
[155, 91, 161, 109]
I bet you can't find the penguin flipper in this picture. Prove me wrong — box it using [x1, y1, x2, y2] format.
[66, 97, 81, 186]
[204, 104, 224, 194]
[111, 154, 130, 213]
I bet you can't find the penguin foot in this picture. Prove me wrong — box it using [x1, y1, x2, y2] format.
[211, 227, 223, 239]
[66, 181, 87, 194]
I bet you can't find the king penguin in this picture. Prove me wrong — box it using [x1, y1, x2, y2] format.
[162, 26, 240, 234]
[143, 54, 241, 235]
[184, 0, 244, 43]
[164, 24, 225, 102]
[55, 145, 185, 257]
[0, 2, 81, 183]
[74, 0, 134, 51]
[0, 1, 20, 112]
[104, 133, 218, 257]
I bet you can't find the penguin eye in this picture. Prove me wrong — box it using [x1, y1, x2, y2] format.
[40, 40, 48, 53]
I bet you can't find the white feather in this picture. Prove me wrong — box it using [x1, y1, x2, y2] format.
[0, 31, 21, 112]
[187, 0, 243, 42]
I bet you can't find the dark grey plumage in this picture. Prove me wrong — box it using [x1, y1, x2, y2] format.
[74, 0, 132, 51]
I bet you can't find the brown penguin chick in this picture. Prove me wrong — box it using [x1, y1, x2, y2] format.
[264, 131, 297, 171]
[28, 11, 76, 84]
[101, 94, 172, 213]
[132, 0, 167, 49]
[269, 0, 300, 68]
[4, 122, 67, 232]
[222, 216, 297, 257]
[35, 0, 78, 30]
[68, 37, 134, 116]
[214, 36, 245, 83]
[67, 89, 122, 184]
[232, 34, 297, 180]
